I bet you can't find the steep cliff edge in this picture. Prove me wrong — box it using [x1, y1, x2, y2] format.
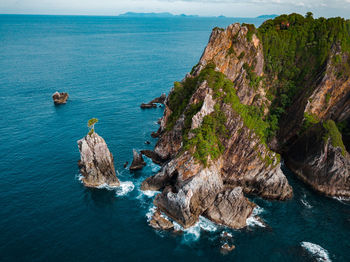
[142, 13, 350, 229]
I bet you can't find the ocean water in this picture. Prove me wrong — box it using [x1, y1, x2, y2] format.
[0, 15, 349, 262]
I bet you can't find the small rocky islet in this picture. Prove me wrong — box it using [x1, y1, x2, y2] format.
[76, 13, 350, 252]
[52, 91, 69, 104]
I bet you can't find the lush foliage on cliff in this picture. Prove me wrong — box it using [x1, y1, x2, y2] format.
[258, 13, 350, 138]
[323, 120, 346, 156]
[176, 63, 276, 165]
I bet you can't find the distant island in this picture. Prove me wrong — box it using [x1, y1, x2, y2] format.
[118, 12, 198, 18]
[256, 14, 278, 18]
[118, 12, 278, 19]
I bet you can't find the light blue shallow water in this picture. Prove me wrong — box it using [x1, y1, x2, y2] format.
[0, 15, 349, 262]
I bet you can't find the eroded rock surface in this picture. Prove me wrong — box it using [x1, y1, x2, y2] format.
[52, 91, 69, 104]
[285, 123, 350, 197]
[129, 149, 146, 171]
[77, 132, 120, 187]
[204, 187, 255, 229]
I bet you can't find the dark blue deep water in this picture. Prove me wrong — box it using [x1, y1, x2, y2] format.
[0, 15, 349, 262]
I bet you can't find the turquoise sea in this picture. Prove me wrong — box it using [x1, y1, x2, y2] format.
[0, 14, 349, 261]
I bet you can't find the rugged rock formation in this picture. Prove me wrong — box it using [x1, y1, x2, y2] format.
[149, 209, 174, 230]
[129, 149, 146, 171]
[52, 91, 68, 104]
[285, 122, 350, 197]
[142, 14, 350, 231]
[204, 187, 255, 229]
[77, 132, 120, 187]
[140, 150, 166, 165]
[153, 153, 224, 228]
[140, 93, 166, 108]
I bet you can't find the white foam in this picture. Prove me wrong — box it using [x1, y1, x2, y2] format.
[246, 206, 266, 228]
[146, 205, 157, 222]
[333, 196, 350, 206]
[142, 190, 160, 198]
[220, 231, 233, 238]
[301, 242, 332, 262]
[301, 198, 313, 209]
[115, 181, 135, 196]
[75, 174, 84, 181]
[174, 216, 218, 243]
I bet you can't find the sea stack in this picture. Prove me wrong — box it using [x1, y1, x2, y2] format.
[77, 132, 120, 187]
[129, 149, 146, 171]
[52, 91, 69, 104]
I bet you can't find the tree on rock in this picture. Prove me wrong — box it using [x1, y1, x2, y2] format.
[88, 118, 98, 135]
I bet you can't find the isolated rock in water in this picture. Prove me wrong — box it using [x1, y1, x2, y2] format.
[149, 93, 166, 104]
[140, 103, 157, 109]
[52, 91, 69, 104]
[123, 161, 128, 168]
[77, 132, 120, 187]
[149, 209, 174, 230]
[129, 149, 146, 171]
[220, 243, 235, 254]
[140, 93, 167, 108]
[204, 187, 255, 229]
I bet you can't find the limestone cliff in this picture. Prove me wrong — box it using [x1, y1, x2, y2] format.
[77, 132, 120, 187]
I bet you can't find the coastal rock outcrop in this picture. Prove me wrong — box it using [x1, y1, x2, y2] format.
[129, 149, 146, 171]
[149, 209, 174, 230]
[52, 91, 69, 104]
[77, 132, 120, 187]
[142, 14, 350, 231]
[204, 187, 255, 229]
[140, 93, 166, 108]
[285, 121, 350, 197]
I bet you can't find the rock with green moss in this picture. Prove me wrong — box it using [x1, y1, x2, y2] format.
[285, 121, 350, 197]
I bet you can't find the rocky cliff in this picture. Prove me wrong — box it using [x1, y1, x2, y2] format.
[142, 13, 350, 230]
[77, 132, 120, 187]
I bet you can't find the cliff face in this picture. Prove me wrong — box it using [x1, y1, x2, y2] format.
[143, 14, 350, 230]
[285, 121, 350, 197]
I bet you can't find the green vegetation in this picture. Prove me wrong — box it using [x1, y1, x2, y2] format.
[87, 118, 99, 136]
[323, 120, 346, 156]
[184, 104, 227, 166]
[242, 23, 256, 42]
[169, 63, 277, 165]
[243, 63, 263, 90]
[257, 13, 350, 139]
[238, 51, 245, 59]
[301, 112, 320, 133]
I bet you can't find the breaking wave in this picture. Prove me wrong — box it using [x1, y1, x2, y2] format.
[301, 197, 313, 209]
[246, 206, 266, 228]
[115, 181, 135, 196]
[301, 241, 332, 262]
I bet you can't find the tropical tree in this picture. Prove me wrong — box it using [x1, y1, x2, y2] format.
[87, 118, 98, 135]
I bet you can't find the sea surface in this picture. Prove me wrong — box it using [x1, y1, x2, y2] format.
[0, 15, 349, 262]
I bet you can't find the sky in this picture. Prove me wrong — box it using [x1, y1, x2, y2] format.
[1, 0, 350, 18]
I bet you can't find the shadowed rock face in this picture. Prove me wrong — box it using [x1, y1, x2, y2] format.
[129, 149, 146, 171]
[204, 187, 255, 229]
[52, 91, 68, 104]
[152, 152, 224, 228]
[285, 124, 350, 197]
[77, 132, 119, 187]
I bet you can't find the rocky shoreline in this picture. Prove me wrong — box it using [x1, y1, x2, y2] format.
[75, 14, 350, 240]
